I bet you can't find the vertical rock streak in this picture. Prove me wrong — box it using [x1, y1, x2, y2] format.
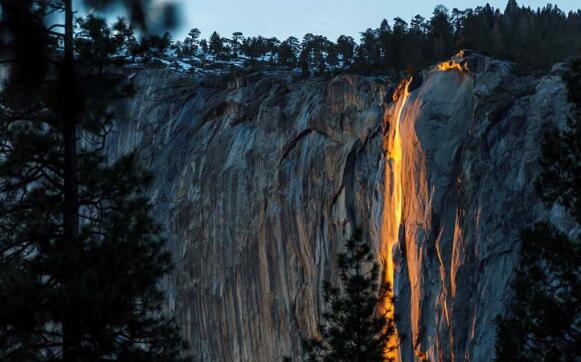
[382, 78, 412, 360]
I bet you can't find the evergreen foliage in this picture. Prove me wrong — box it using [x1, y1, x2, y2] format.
[230, 31, 243, 58]
[279, 36, 299, 67]
[336, 35, 356, 66]
[305, 229, 397, 362]
[174, 28, 201, 57]
[208, 31, 223, 60]
[495, 56, 581, 362]
[163, 1, 581, 76]
[0, 0, 188, 360]
[32, 1, 577, 77]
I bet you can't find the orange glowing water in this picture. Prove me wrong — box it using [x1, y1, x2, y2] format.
[381, 77, 412, 361]
[437, 51, 468, 72]
[380, 59, 468, 361]
[437, 60, 467, 72]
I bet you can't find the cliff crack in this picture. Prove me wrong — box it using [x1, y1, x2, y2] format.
[278, 128, 336, 166]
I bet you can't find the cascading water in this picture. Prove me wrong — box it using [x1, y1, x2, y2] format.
[381, 77, 412, 361]
[382, 58, 469, 361]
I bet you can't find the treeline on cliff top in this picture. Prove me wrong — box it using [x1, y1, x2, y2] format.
[77, 0, 581, 76]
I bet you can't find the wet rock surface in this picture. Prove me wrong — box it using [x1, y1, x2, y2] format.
[107, 57, 571, 361]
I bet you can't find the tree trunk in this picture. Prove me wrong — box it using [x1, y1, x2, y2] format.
[62, 0, 81, 360]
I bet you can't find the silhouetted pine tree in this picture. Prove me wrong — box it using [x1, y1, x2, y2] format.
[178, 28, 201, 57]
[336, 35, 356, 66]
[0, 1, 188, 360]
[305, 229, 397, 362]
[167, 1, 581, 76]
[199, 38, 208, 53]
[231, 31, 243, 58]
[429, 5, 454, 61]
[278, 36, 299, 67]
[327, 44, 338, 67]
[495, 56, 581, 362]
[390, 18, 408, 72]
[209, 31, 223, 60]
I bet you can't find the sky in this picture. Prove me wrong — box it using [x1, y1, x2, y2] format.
[164, 0, 580, 41]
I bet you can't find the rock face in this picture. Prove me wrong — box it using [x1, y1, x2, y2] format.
[107, 57, 571, 362]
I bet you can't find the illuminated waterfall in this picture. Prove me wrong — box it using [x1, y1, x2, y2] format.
[381, 77, 412, 361]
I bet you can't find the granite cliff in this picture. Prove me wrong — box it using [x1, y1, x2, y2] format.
[106, 55, 572, 361]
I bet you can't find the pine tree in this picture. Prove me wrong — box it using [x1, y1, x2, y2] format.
[199, 38, 208, 54]
[505, 0, 520, 16]
[146, 32, 172, 57]
[495, 56, 581, 362]
[336, 35, 356, 66]
[390, 18, 408, 72]
[231, 31, 243, 58]
[429, 5, 454, 61]
[209, 31, 223, 61]
[111, 17, 138, 60]
[241, 36, 269, 63]
[359, 28, 379, 65]
[180, 28, 201, 57]
[265, 37, 280, 63]
[0, 1, 188, 360]
[377, 19, 392, 69]
[307, 35, 330, 75]
[305, 229, 397, 362]
[327, 44, 338, 67]
[279, 36, 299, 67]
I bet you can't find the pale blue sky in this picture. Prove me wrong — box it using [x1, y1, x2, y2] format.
[165, 0, 579, 41]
